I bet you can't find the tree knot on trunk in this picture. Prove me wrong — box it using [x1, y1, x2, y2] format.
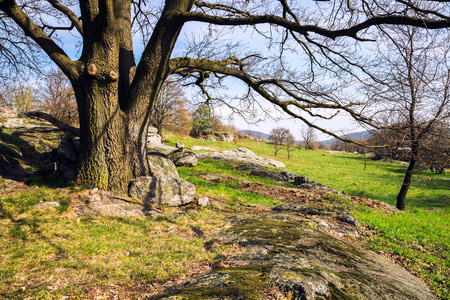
[86, 63, 97, 76]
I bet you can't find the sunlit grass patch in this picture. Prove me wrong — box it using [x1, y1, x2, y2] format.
[0, 188, 237, 299]
[178, 160, 284, 208]
[354, 208, 450, 299]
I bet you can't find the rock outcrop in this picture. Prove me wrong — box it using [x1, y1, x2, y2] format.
[0, 107, 19, 118]
[148, 151, 180, 179]
[0, 118, 24, 128]
[147, 126, 177, 153]
[153, 213, 436, 300]
[197, 148, 285, 168]
[0, 108, 23, 128]
[235, 161, 339, 192]
[167, 148, 198, 167]
[73, 188, 147, 217]
[131, 151, 196, 206]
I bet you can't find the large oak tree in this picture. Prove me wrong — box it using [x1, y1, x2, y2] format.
[1, 0, 449, 194]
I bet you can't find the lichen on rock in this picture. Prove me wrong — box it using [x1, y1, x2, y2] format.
[153, 214, 436, 300]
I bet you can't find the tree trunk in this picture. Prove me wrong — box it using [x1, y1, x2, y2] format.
[71, 0, 193, 193]
[396, 143, 419, 210]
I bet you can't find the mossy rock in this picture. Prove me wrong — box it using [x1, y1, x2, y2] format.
[153, 214, 436, 300]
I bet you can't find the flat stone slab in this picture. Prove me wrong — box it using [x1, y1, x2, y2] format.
[197, 148, 286, 168]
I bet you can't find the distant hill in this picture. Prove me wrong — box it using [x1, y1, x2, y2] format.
[321, 131, 370, 146]
[239, 130, 271, 140]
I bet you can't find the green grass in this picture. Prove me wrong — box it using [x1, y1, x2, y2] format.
[168, 133, 450, 298]
[0, 188, 233, 299]
[354, 208, 450, 298]
[178, 159, 284, 208]
[1, 132, 449, 298]
[167, 133, 449, 209]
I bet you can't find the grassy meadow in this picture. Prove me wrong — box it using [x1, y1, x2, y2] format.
[168, 133, 450, 299]
[1, 131, 449, 299]
[167, 132, 450, 209]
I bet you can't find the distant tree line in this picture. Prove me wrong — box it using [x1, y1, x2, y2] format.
[328, 126, 450, 175]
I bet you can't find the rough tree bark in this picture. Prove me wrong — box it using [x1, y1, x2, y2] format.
[74, 0, 194, 192]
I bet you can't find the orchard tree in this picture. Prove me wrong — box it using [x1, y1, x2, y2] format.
[1, 0, 450, 193]
[269, 127, 290, 156]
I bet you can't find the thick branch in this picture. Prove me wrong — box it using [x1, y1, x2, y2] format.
[173, 11, 450, 40]
[170, 56, 379, 146]
[21, 111, 80, 136]
[46, 0, 83, 36]
[170, 56, 362, 111]
[0, 0, 79, 79]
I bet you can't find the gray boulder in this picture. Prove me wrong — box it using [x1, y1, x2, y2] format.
[0, 118, 24, 128]
[237, 162, 287, 182]
[167, 149, 198, 167]
[198, 148, 285, 168]
[236, 162, 339, 193]
[0, 107, 19, 118]
[55, 135, 79, 181]
[197, 196, 210, 207]
[191, 146, 214, 151]
[147, 126, 162, 145]
[33, 201, 61, 210]
[213, 132, 235, 142]
[147, 126, 177, 153]
[273, 203, 359, 227]
[57, 135, 79, 163]
[128, 176, 195, 206]
[75, 188, 147, 217]
[148, 151, 179, 178]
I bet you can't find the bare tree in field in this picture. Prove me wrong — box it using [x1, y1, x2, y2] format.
[363, 25, 450, 210]
[1, 0, 450, 192]
[301, 126, 317, 151]
[269, 127, 290, 156]
[285, 131, 296, 159]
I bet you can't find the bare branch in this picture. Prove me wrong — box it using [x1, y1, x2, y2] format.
[172, 10, 450, 41]
[0, 0, 79, 80]
[46, 0, 83, 36]
[21, 111, 80, 136]
[170, 55, 379, 145]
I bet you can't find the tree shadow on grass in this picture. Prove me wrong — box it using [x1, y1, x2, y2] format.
[0, 127, 68, 188]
